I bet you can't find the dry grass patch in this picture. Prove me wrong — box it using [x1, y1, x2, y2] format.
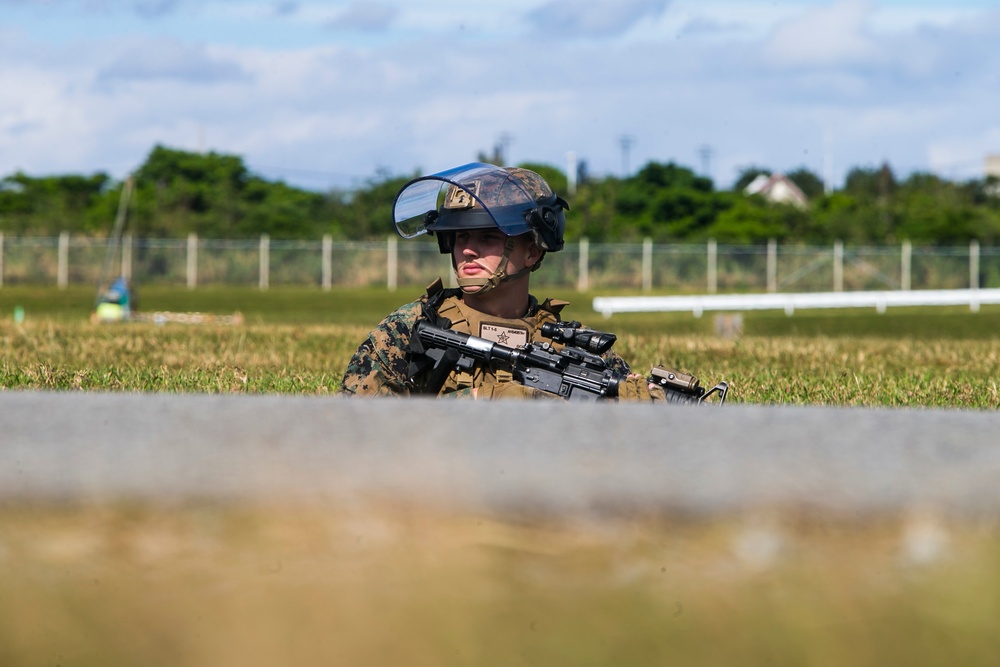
[3, 502, 1000, 666]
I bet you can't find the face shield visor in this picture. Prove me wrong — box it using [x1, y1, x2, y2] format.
[392, 162, 537, 240]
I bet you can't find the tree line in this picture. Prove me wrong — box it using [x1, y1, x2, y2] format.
[2, 144, 999, 245]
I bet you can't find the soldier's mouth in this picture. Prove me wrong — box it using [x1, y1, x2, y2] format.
[460, 261, 491, 274]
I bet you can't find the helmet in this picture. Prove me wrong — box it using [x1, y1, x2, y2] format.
[393, 162, 568, 254]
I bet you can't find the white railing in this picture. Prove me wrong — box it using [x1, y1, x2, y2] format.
[593, 288, 1000, 317]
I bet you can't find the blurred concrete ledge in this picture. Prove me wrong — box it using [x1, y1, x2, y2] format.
[3, 391, 999, 518]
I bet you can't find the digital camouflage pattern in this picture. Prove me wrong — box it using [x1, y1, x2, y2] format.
[504, 167, 556, 201]
[338, 300, 422, 397]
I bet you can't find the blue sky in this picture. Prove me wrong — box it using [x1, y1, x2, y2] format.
[2, 0, 999, 192]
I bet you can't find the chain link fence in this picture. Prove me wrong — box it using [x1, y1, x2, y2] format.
[0, 232, 996, 293]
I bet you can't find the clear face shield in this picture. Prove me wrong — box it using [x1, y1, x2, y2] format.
[392, 162, 537, 239]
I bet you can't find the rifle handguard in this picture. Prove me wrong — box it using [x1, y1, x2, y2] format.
[649, 365, 729, 406]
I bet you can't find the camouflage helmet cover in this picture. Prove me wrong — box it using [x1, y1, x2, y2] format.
[392, 162, 567, 252]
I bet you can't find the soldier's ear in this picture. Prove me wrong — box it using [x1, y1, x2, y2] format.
[524, 239, 544, 268]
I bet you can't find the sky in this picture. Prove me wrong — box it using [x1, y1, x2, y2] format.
[2, 0, 999, 192]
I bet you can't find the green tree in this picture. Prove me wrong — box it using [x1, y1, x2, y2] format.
[564, 177, 621, 242]
[125, 145, 332, 239]
[786, 167, 825, 200]
[610, 162, 722, 241]
[704, 194, 805, 244]
[325, 173, 415, 241]
[0, 171, 111, 235]
[844, 163, 897, 201]
[7, 145, 1000, 248]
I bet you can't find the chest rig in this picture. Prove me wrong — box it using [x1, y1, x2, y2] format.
[406, 279, 567, 395]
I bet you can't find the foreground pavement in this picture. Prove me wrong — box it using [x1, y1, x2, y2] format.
[3, 391, 999, 518]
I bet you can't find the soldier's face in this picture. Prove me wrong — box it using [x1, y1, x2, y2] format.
[453, 229, 541, 286]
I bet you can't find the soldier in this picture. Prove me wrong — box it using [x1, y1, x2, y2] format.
[339, 162, 662, 401]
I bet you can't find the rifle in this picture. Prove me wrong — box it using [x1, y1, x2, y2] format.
[408, 319, 728, 405]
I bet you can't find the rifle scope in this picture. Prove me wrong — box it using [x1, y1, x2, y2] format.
[540, 321, 617, 355]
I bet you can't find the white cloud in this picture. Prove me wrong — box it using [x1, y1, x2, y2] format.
[762, 0, 879, 68]
[869, 2, 993, 32]
[527, 0, 670, 38]
[132, 0, 181, 19]
[928, 127, 1000, 179]
[327, 2, 398, 32]
[0, 64, 109, 174]
[2, 0, 1000, 189]
[666, 1, 814, 41]
[97, 39, 250, 83]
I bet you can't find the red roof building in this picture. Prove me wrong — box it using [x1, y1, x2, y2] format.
[744, 173, 809, 208]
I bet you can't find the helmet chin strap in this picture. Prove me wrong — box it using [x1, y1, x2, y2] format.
[456, 236, 533, 296]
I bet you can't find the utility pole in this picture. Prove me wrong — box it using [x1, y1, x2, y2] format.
[618, 134, 635, 177]
[496, 132, 514, 165]
[823, 126, 834, 195]
[566, 151, 578, 196]
[698, 144, 714, 178]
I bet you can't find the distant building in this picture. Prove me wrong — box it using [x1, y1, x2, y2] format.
[743, 173, 809, 208]
[986, 154, 1000, 198]
[987, 154, 1000, 179]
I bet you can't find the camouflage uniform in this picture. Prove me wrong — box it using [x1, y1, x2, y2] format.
[340, 162, 655, 400]
[338, 281, 632, 398]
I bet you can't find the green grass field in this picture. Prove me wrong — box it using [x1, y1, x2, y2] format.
[4, 285, 1000, 665]
[2, 285, 998, 407]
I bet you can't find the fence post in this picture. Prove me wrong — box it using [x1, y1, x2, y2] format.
[970, 239, 980, 312]
[0, 232, 4, 288]
[707, 239, 717, 294]
[641, 237, 652, 292]
[122, 233, 132, 281]
[833, 240, 844, 292]
[259, 234, 270, 291]
[387, 235, 398, 292]
[322, 234, 332, 291]
[577, 237, 589, 292]
[970, 239, 980, 290]
[901, 240, 911, 291]
[187, 233, 198, 290]
[767, 238, 777, 293]
[58, 231, 69, 289]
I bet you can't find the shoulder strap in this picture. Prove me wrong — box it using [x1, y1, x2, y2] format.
[419, 278, 464, 328]
[538, 297, 569, 319]
[409, 279, 466, 394]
